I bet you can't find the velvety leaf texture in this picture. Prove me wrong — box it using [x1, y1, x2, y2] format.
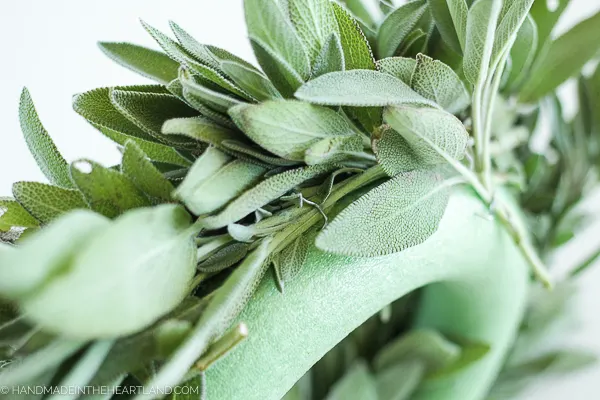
[463, 0, 502, 85]
[331, 2, 376, 70]
[289, 0, 339, 64]
[316, 167, 454, 256]
[19, 89, 73, 188]
[377, 57, 417, 85]
[121, 141, 175, 202]
[312, 33, 345, 78]
[0, 198, 39, 228]
[162, 116, 241, 148]
[12, 182, 88, 224]
[221, 60, 282, 101]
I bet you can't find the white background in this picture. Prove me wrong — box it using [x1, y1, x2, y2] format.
[1, 1, 600, 398]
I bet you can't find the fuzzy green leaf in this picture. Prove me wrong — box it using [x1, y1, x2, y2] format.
[331, 2, 376, 70]
[179, 69, 244, 113]
[175, 148, 267, 215]
[427, 0, 468, 54]
[296, 70, 436, 107]
[201, 165, 333, 229]
[0, 210, 109, 298]
[491, 0, 535, 67]
[289, 0, 339, 64]
[121, 141, 175, 202]
[377, 0, 428, 58]
[98, 42, 180, 84]
[197, 242, 250, 273]
[245, 0, 310, 80]
[276, 227, 315, 282]
[316, 167, 454, 256]
[229, 100, 358, 161]
[505, 15, 538, 91]
[162, 116, 241, 148]
[411, 54, 470, 113]
[221, 140, 300, 167]
[251, 37, 305, 98]
[325, 362, 378, 400]
[111, 89, 199, 146]
[377, 57, 417, 85]
[463, 0, 502, 85]
[377, 106, 468, 175]
[520, 10, 600, 103]
[312, 33, 345, 78]
[221, 61, 282, 101]
[19, 89, 72, 188]
[0, 198, 39, 228]
[304, 135, 364, 165]
[18, 205, 197, 339]
[168, 21, 221, 69]
[70, 160, 150, 218]
[12, 182, 88, 224]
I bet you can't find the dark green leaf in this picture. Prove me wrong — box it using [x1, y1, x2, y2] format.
[0, 198, 39, 228]
[427, 0, 468, 54]
[12, 182, 88, 224]
[98, 42, 180, 84]
[505, 15, 538, 91]
[221, 140, 300, 166]
[221, 60, 282, 101]
[289, 0, 339, 64]
[162, 116, 241, 148]
[19, 89, 72, 188]
[377, 0, 428, 58]
[168, 21, 221, 69]
[197, 242, 250, 273]
[121, 141, 175, 202]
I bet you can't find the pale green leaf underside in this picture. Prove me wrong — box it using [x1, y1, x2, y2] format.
[312, 33, 345, 78]
[377, 57, 417, 85]
[316, 167, 453, 256]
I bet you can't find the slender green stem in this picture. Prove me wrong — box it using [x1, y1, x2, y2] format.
[571, 246, 600, 277]
[195, 323, 249, 371]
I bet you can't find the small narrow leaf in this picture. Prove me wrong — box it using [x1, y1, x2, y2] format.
[463, 0, 502, 85]
[229, 100, 358, 161]
[121, 141, 175, 202]
[221, 60, 282, 101]
[296, 70, 436, 107]
[19, 205, 198, 339]
[201, 165, 333, 229]
[12, 182, 88, 224]
[162, 117, 241, 148]
[491, 0, 535, 67]
[20, 89, 72, 188]
[175, 148, 267, 215]
[245, 0, 310, 79]
[312, 33, 345, 78]
[505, 15, 538, 91]
[168, 21, 221, 69]
[70, 160, 150, 218]
[377, 57, 417, 85]
[289, 0, 339, 64]
[277, 227, 316, 282]
[331, 2, 376, 70]
[0, 198, 39, 228]
[377, 0, 428, 58]
[197, 242, 249, 273]
[98, 42, 180, 84]
[427, 0, 468, 53]
[325, 362, 378, 400]
[316, 167, 454, 256]
[411, 54, 470, 113]
[180, 69, 244, 113]
[378, 106, 468, 175]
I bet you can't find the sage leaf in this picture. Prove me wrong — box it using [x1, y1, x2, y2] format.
[427, 0, 468, 54]
[250, 37, 306, 97]
[12, 182, 88, 224]
[70, 159, 150, 218]
[373, 329, 461, 373]
[0, 198, 39, 228]
[316, 167, 455, 256]
[47, 340, 114, 400]
[289, 0, 339, 64]
[229, 100, 358, 161]
[331, 2, 376, 70]
[121, 141, 175, 202]
[19, 89, 72, 188]
[491, 0, 535, 68]
[312, 33, 345, 78]
[375, 361, 424, 400]
[520, 10, 600, 103]
[175, 148, 267, 215]
[340, 0, 383, 28]
[0, 210, 109, 298]
[221, 140, 300, 167]
[245, 0, 310, 80]
[197, 242, 249, 273]
[168, 21, 220, 69]
[463, 0, 502, 85]
[505, 15, 538, 92]
[0, 339, 86, 387]
[378, 106, 468, 175]
[304, 135, 364, 165]
[201, 165, 333, 229]
[207, 45, 261, 72]
[179, 69, 244, 113]
[325, 362, 378, 400]
[111, 89, 199, 146]
[431, 335, 490, 377]
[221, 60, 282, 101]
[295, 70, 436, 107]
[530, 0, 571, 53]
[377, 57, 417, 85]
[21, 205, 198, 339]
[162, 116, 241, 148]
[377, 0, 428, 58]
[98, 42, 180, 84]
[277, 227, 316, 282]
[410, 54, 470, 114]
